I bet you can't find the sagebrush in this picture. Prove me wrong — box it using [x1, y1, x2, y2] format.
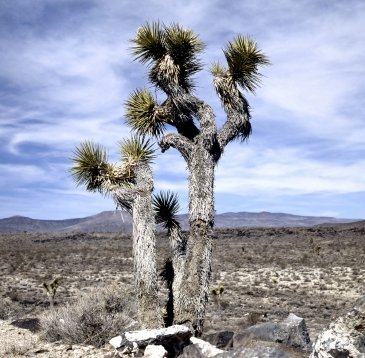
[40, 285, 139, 347]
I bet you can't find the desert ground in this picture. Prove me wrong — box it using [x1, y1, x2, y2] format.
[0, 223, 364, 356]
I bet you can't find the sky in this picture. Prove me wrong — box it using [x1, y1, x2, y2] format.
[1, 0, 365, 220]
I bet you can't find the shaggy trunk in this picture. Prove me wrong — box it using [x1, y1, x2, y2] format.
[133, 164, 163, 328]
[174, 147, 215, 336]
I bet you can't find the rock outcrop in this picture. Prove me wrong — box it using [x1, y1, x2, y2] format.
[108, 314, 311, 357]
[310, 295, 365, 358]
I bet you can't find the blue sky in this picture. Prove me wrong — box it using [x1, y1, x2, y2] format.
[1, 0, 365, 220]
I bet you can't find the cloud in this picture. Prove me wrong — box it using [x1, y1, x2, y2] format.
[0, 164, 46, 185]
[216, 143, 365, 195]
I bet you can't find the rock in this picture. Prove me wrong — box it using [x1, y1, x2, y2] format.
[109, 325, 192, 357]
[234, 313, 311, 351]
[110, 335, 123, 349]
[234, 322, 279, 346]
[144, 344, 167, 357]
[188, 337, 224, 357]
[10, 317, 40, 332]
[310, 295, 365, 358]
[180, 343, 206, 357]
[216, 345, 293, 357]
[202, 331, 234, 348]
[280, 313, 312, 350]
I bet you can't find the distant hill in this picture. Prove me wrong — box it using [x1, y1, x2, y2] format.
[0, 211, 361, 233]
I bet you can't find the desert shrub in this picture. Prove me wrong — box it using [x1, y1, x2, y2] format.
[40, 285, 139, 347]
[0, 297, 15, 319]
[0, 337, 37, 357]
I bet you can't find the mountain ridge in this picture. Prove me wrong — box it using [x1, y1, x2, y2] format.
[0, 210, 361, 233]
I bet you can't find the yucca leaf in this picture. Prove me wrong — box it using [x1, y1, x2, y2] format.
[125, 89, 166, 137]
[153, 190, 180, 231]
[223, 35, 269, 93]
[119, 135, 156, 165]
[165, 23, 204, 63]
[131, 22, 166, 64]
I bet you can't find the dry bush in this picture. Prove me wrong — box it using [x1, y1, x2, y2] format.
[0, 297, 17, 319]
[40, 285, 139, 347]
[0, 339, 37, 357]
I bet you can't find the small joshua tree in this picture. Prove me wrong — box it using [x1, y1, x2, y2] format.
[309, 237, 321, 256]
[42, 278, 59, 308]
[127, 22, 268, 334]
[71, 136, 184, 328]
[211, 284, 225, 311]
[154, 190, 186, 326]
[71, 136, 164, 328]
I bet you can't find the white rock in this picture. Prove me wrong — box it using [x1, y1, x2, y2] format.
[124, 325, 190, 342]
[144, 345, 167, 357]
[109, 335, 123, 349]
[190, 337, 224, 357]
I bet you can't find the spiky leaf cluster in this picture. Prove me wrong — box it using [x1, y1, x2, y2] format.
[132, 22, 166, 63]
[223, 35, 269, 93]
[125, 89, 166, 136]
[131, 22, 204, 90]
[71, 141, 134, 196]
[153, 190, 180, 231]
[210, 62, 227, 78]
[70, 141, 113, 192]
[119, 135, 156, 165]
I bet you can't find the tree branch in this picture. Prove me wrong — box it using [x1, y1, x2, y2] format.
[151, 54, 217, 141]
[159, 97, 200, 140]
[214, 73, 251, 151]
[110, 185, 135, 213]
[171, 88, 217, 140]
[159, 133, 194, 162]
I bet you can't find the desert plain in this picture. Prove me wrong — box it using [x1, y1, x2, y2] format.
[0, 222, 364, 356]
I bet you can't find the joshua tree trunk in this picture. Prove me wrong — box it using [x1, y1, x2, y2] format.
[71, 137, 164, 329]
[172, 143, 216, 335]
[132, 163, 163, 328]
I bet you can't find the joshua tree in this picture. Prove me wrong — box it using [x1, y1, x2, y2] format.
[70, 136, 164, 328]
[127, 22, 268, 335]
[42, 277, 60, 308]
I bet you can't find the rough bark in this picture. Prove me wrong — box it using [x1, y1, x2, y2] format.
[169, 225, 187, 327]
[132, 163, 163, 328]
